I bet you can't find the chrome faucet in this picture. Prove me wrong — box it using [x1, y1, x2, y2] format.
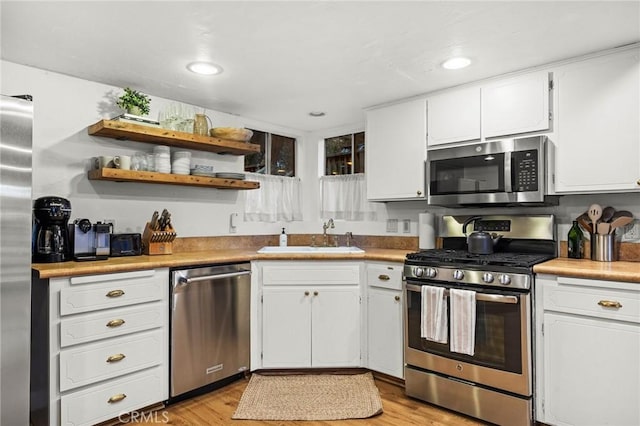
[322, 218, 335, 246]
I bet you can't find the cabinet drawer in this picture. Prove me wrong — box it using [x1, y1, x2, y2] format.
[60, 365, 166, 426]
[544, 277, 640, 323]
[60, 302, 164, 347]
[367, 263, 402, 290]
[59, 329, 164, 391]
[262, 262, 360, 286]
[59, 270, 165, 315]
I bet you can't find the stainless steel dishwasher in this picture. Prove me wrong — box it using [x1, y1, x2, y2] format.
[170, 263, 251, 399]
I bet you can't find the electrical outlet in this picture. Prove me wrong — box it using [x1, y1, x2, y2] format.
[402, 219, 411, 233]
[386, 219, 398, 233]
[621, 219, 640, 241]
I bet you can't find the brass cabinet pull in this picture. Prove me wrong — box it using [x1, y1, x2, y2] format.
[394, 295, 401, 301]
[598, 300, 623, 309]
[106, 319, 125, 328]
[107, 393, 127, 404]
[106, 289, 125, 298]
[417, 190, 422, 196]
[106, 353, 126, 363]
[313, 291, 319, 296]
[637, 179, 640, 186]
[304, 291, 310, 296]
[378, 274, 390, 281]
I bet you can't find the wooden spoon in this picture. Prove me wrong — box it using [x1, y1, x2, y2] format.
[587, 204, 602, 233]
[597, 222, 610, 235]
[609, 216, 634, 234]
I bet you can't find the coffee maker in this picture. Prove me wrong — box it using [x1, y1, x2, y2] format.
[69, 218, 112, 261]
[32, 196, 72, 263]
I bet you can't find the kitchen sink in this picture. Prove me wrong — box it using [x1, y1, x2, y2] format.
[257, 246, 365, 254]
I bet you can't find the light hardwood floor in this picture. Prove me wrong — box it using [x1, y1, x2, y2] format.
[133, 376, 485, 425]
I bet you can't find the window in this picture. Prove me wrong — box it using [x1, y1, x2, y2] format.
[324, 132, 365, 175]
[244, 130, 296, 176]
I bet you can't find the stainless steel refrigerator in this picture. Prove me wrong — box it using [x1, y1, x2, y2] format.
[0, 94, 33, 425]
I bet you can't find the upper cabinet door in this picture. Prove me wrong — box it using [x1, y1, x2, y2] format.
[554, 47, 640, 193]
[366, 99, 427, 201]
[481, 71, 551, 138]
[427, 86, 481, 146]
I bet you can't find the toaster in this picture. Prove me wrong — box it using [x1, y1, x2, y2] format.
[110, 233, 143, 256]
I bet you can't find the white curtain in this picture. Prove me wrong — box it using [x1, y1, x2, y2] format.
[320, 173, 377, 221]
[244, 173, 302, 222]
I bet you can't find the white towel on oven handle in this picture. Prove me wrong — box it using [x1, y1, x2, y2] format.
[420, 285, 448, 343]
[450, 288, 476, 356]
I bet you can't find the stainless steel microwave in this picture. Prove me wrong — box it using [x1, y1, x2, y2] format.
[427, 136, 557, 207]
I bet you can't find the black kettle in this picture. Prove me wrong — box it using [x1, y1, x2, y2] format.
[462, 216, 502, 255]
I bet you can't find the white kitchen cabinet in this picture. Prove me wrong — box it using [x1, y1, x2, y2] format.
[365, 98, 427, 201]
[535, 275, 640, 426]
[30, 269, 169, 426]
[259, 261, 362, 369]
[366, 262, 404, 379]
[553, 47, 640, 193]
[481, 70, 551, 138]
[427, 86, 481, 147]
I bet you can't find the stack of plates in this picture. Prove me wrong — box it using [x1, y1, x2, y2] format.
[190, 164, 215, 177]
[172, 151, 191, 175]
[215, 172, 246, 180]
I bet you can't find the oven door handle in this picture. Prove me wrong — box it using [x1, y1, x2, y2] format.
[405, 283, 519, 304]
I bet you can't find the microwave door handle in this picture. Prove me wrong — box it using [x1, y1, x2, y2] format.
[405, 283, 518, 304]
[504, 152, 513, 193]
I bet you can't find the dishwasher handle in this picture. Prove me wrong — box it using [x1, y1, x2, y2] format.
[178, 269, 251, 285]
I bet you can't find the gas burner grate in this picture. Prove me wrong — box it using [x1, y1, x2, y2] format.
[407, 249, 555, 268]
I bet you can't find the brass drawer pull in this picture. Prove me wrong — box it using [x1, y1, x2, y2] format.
[106, 289, 125, 298]
[313, 291, 319, 296]
[378, 274, 390, 281]
[598, 300, 622, 309]
[394, 295, 401, 301]
[107, 393, 127, 404]
[106, 353, 126, 363]
[106, 319, 125, 328]
[304, 291, 310, 296]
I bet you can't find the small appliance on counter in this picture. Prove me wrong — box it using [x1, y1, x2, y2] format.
[110, 233, 143, 257]
[32, 196, 72, 263]
[69, 218, 112, 261]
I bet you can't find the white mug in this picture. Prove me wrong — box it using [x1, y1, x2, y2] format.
[113, 155, 131, 170]
[95, 155, 114, 169]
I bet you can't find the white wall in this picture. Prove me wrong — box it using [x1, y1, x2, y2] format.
[2, 60, 639, 241]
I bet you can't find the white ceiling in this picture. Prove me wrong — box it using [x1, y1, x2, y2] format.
[1, 1, 639, 132]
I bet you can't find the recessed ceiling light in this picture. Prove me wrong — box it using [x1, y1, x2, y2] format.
[441, 57, 471, 70]
[186, 62, 223, 75]
[309, 111, 326, 117]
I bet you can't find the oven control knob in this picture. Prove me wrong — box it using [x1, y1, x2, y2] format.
[499, 274, 512, 285]
[482, 273, 494, 283]
[425, 268, 437, 278]
[453, 270, 464, 280]
[414, 267, 424, 277]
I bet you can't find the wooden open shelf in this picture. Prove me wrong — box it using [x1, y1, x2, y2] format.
[88, 119, 261, 156]
[88, 168, 260, 190]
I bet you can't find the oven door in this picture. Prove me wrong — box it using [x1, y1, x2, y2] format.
[404, 280, 532, 396]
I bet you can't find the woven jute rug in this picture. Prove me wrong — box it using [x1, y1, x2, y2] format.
[232, 372, 383, 421]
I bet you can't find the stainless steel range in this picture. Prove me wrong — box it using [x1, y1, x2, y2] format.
[403, 214, 556, 426]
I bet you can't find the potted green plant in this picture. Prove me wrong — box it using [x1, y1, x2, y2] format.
[116, 87, 151, 116]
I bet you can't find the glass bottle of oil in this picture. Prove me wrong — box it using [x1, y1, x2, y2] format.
[567, 220, 584, 259]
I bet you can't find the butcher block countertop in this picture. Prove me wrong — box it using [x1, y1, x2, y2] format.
[534, 258, 640, 283]
[32, 248, 412, 279]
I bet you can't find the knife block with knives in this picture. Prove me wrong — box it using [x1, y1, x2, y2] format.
[142, 209, 177, 255]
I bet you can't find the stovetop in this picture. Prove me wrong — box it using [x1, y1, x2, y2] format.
[406, 249, 555, 269]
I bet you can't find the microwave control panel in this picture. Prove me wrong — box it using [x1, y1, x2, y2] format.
[511, 149, 538, 192]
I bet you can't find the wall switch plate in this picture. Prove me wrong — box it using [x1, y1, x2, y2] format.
[386, 219, 398, 233]
[621, 219, 640, 241]
[402, 219, 411, 233]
